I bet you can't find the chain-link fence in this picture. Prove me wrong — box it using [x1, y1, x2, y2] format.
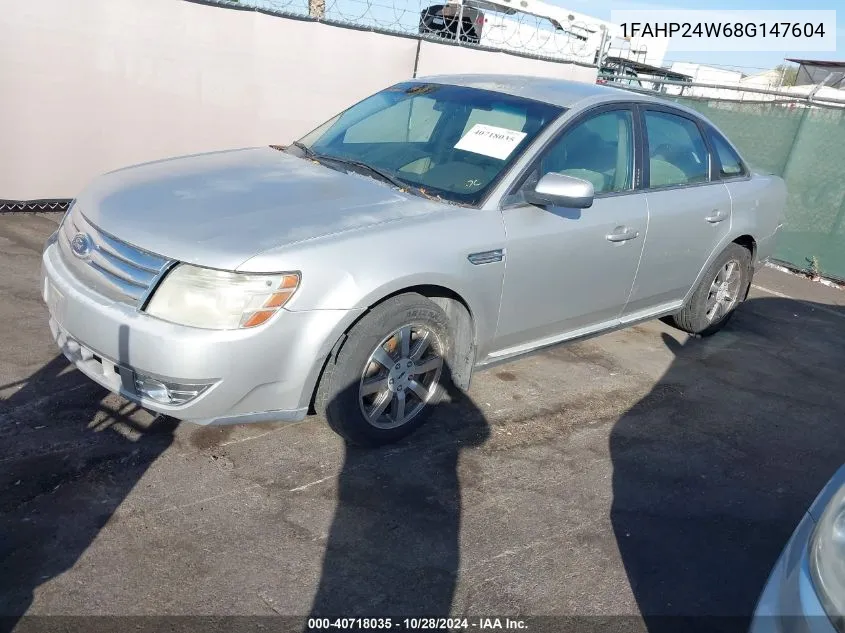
[202, 0, 608, 64]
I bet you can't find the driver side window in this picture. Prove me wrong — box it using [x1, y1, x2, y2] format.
[523, 109, 635, 199]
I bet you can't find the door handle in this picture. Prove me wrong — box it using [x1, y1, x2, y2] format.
[705, 209, 728, 223]
[606, 226, 640, 243]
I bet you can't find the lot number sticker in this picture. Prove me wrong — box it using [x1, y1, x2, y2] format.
[454, 124, 527, 160]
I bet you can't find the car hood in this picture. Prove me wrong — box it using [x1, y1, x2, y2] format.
[76, 146, 444, 270]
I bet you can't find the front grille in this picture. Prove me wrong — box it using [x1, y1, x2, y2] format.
[57, 204, 173, 306]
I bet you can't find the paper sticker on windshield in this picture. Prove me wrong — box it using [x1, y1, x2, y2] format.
[454, 124, 527, 160]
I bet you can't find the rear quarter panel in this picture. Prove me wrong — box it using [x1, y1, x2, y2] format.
[726, 173, 788, 264]
[681, 173, 787, 306]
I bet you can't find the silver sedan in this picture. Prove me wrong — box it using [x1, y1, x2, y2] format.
[750, 465, 845, 633]
[41, 74, 786, 445]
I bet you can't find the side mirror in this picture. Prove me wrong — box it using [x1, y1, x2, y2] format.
[525, 172, 594, 209]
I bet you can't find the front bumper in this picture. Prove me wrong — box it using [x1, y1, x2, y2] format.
[41, 240, 361, 425]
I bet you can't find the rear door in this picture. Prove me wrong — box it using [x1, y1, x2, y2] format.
[622, 105, 732, 319]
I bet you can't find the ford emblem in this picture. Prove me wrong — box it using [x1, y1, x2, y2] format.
[70, 233, 93, 259]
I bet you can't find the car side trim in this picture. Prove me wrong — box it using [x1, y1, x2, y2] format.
[478, 299, 683, 367]
[468, 249, 505, 265]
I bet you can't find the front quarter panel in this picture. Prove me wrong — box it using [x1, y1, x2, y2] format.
[238, 205, 508, 359]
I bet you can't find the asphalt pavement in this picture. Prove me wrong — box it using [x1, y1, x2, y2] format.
[1, 211, 843, 632]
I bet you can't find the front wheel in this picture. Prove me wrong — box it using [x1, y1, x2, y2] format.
[667, 243, 752, 336]
[315, 293, 452, 447]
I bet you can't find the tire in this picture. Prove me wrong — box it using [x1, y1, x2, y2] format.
[667, 243, 752, 337]
[315, 293, 452, 447]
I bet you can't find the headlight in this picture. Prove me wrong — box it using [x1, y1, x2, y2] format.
[810, 482, 845, 631]
[145, 264, 300, 330]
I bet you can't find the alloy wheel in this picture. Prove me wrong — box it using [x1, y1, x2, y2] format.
[358, 324, 444, 429]
[705, 259, 742, 323]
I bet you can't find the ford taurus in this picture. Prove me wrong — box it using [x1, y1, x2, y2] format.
[41, 74, 786, 446]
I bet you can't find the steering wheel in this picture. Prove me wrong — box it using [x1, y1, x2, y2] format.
[422, 161, 490, 192]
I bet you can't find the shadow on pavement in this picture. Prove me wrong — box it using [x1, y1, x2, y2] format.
[611, 296, 845, 632]
[0, 325, 177, 632]
[308, 372, 490, 620]
[3, 280, 843, 632]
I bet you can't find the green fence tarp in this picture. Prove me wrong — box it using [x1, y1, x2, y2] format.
[669, 97, 845, 282]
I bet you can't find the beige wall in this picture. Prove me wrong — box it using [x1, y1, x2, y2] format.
[415, 40, 598, 84]
[1, 0, 597, 199]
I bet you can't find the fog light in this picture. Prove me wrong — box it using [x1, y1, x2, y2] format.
[135, 376, 172, 404]
[133, 374, 212, 405]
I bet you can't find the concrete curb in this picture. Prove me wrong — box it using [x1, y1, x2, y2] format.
[765, 260, 844, 291]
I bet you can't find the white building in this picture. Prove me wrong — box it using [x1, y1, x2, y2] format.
[740, 68, 786, 90]
[669, 62, 743, 84]
[661, 62, 745, 98]
[661, 61, 845, 104]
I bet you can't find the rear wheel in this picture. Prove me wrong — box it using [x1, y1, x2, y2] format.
[668, 243, 751, 336]
[315, 293, 451, 447]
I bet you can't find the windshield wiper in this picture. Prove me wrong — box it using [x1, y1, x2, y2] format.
[287, 144, 437, 200]
[320, 156, 409, 191]
[329, 158, 449, 202]
[289, 141, 317, 158]
[288, 144, 399, 185]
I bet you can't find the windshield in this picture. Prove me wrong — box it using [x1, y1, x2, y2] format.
[291, 82, 564, 206]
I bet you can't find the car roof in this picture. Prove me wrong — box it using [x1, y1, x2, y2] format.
[415, 73, 711, 121]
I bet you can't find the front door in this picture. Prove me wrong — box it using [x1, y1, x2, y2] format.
[490, 106, 648, 357]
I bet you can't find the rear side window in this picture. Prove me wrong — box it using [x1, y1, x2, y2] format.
[710, 131, 746, 178]
[644, 111, 709, 188]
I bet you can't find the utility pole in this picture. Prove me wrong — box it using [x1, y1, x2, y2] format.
[595, 25, 607, 69]
[309, 0, 325, 20]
